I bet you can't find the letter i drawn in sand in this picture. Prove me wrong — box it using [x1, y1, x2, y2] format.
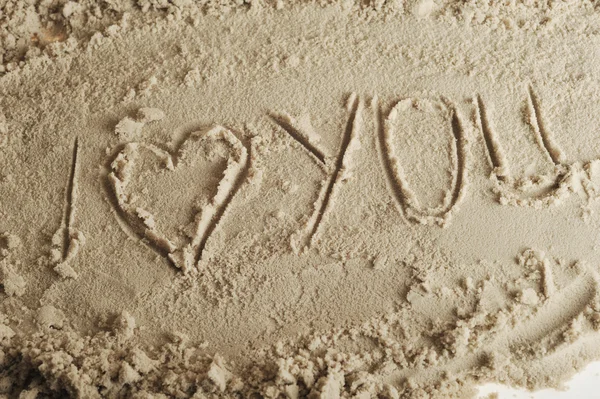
[50, 137, 84, 279]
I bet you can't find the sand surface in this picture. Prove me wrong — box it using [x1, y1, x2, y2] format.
[2, 0, 600, 397]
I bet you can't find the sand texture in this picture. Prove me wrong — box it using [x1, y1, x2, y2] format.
[3, 0, 600, 397]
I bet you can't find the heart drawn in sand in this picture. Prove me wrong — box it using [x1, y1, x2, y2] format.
[108, 125, 248, 272]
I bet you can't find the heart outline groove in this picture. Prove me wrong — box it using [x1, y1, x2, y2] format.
[108, 125, 248, 273]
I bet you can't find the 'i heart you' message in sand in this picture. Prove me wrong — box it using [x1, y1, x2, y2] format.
[106, 91, 597, 273]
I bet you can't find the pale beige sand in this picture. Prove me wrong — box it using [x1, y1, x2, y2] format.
[2, 0, 600, 398]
